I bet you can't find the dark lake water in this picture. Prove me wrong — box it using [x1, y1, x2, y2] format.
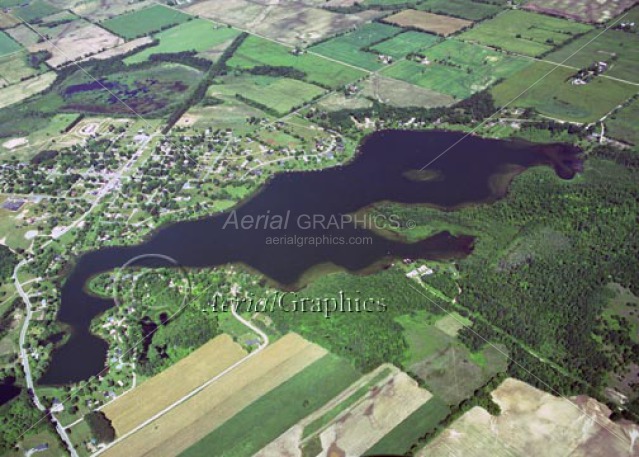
[39, 130, 581, 385]
[0, 377, 20, 406]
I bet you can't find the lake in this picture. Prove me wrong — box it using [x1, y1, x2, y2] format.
[39, 130, 581, 385]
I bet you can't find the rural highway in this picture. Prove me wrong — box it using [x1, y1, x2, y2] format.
[15, 260, 80, 457]
[92, 299, 269, 456]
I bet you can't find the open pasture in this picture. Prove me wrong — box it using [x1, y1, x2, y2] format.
[381, 40, 530, 99]
[459, 10, 592, 56]
[310, 22, 402, 71]
[362, 75, 454, 108]
[606, 97, 639, 145]
[101, 333, 329, 457]
[492, 61, 637, 123]
[524, 0, 636, 24]
[417, 0, 503, 21]
[124, 20, 241, 64]
[177, 99, 269, 133]
[185, 0, 381, 46]
[384, 10, 472, 36]
[545, 29, 639, 84]
[4, 24, 39, 47]
[102, 334, 247, 436]
[100, 4, 190, 39]
[0, 52, 40, 87]
[370, 31, 440, 59]
[227, 35, 366, 88]
[0, 30, 20, 56]
[210, 75, 325, 116]
[11, 0, 59, 22]
[70, 0, 156, 22]
[0, 11, 20, 29]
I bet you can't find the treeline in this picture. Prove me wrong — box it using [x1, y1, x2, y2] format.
[0, 246, 17, 282]
[85, 411, 115, 444]
[163, 32, 248, 133]
[246, 65, 306, 80]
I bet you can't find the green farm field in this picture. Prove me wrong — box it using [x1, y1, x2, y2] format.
[417, 0, 504, 21]
[381, 40, 530, 99]
[606, 97, 639, 145]
[0, 30, 20, 57]
[125, 20, 241, 64]
[460, 10, 592, 56]
[210, 75, 324, 116]
[180, 353, 360, 457]
[364, 396, 451, 456]
[492, 61, 637, 123]
[310, 22, 402, 71]
[227, 35, 366, 88]
[545, 29, 639, 83]
[12, 0, 58, 22]
[371, 31, 440, 59]
[101, 4, 191, 40]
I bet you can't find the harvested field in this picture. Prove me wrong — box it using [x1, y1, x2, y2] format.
[362, 75, 454, 108]
[78, 37, 154, 62]
[459, 9, 592, 56]
[101, 333, 327, 457]
[71, 0, 155, 22]
[0, 11, 20, 29]
[313, 371, 432, 456]
[28, 20, 123, 68]
[102, 334, 247, 436]
[316, 92, 373, 112]
[383, 10, 472, 37]
[184, 0, 382, 46]
[4, 24, 40, 47]
[524, 0, 635, 23]
[100, 4, 190, 40]
[419, 377, 639, 457]
[0, 72, 56, 109]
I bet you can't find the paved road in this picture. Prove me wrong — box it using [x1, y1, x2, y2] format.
[15, 260, 79, 457]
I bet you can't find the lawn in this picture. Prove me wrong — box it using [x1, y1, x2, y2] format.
[227, 35, 366, 88]
[180, 353, 361, 457]
[124, 20, 241, 64]
[209, 75, 325, 116]
[100, 4, 191, 40]
[0, 30, 20, 56]
[370, 31, 440, 58]
[606, 96, 639, 145]
[381, 40, 531, 99]
[459, 9, 592, 56]
[364, 396, 450, 456]
[310, 22, 402, 71]
[492, 61, 638, 123]
[417, 0, 504, 21]
[544, 29, 639, 83]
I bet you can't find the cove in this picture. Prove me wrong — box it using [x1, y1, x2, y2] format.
[39, 130, 581, 385]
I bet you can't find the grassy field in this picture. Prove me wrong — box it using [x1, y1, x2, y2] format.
[310, 22, 401, 71]
[370, 31, 440, 58]
[459, 9, 592, 56]
[0, 72, 56, 110]
[0, 30, 20, 57]
[544, 29, 639, 83]
[180, 353, 360, 457]
[102, 335, 246, 436]
[417, 0, 504, 21]
[125, 20, 241, 64]
[492, 61, 637, 123]
[606, 96, 639, 145]
[381, 40, 530, 99]
[210, 75, 325, 116]
[227, 35, 366, 88]
[12, 0, 58, 22]
[362, 74, 454, 108]
[524, 0, 636, 23]
[364, 396, 450, 456]
[101, 4, 191, 39]
[384, 9, 472, 36]
[397, 311, 452, 366]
